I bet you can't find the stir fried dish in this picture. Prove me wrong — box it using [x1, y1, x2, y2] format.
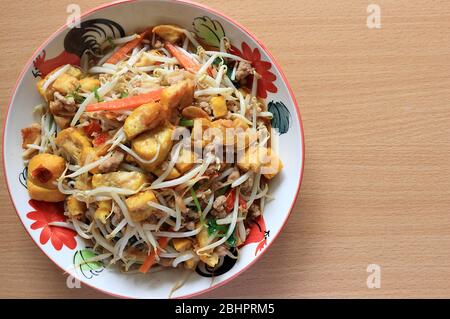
[21, 24, 283, 274]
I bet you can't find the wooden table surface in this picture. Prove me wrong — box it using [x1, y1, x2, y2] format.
[1, 0, 450, 299]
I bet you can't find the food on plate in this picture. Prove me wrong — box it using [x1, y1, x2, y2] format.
[21, 24, 282, 275]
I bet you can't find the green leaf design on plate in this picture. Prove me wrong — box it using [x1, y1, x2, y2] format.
[193, 16, 226, 47]
[74, 249, 103, 271]
[268, 101, 291, 135]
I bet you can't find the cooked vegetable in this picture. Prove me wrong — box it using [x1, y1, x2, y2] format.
[22, 23, 283, 280]
[85, 88, 164, 112]
[165, 42, 202, 73]
[139, 237, 169, 273]
[107, 29, 151, 65]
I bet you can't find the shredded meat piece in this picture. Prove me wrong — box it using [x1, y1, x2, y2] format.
[211, 195, 227, 218]
[240, 173, 254, 195]
[215, 245, 229, 257]
[227, 169, 240, 184]
[153, 40, 163, 49]
[226, 100, 239, 113]
[98, 151, 124, 173]
[198, 101, 212, 115]
[210, 209, 227, 218]
[235, 61, 253, 82]
[249, 203, 261, 219]
[21, 124, 41, 149]
[185, 221, 196, 230]
[158, 257, 174, 267]
[49, 92, 77, 117]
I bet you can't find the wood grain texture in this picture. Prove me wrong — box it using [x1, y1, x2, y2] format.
[1, 0, 450, 298]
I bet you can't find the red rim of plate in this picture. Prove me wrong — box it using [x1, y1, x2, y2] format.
[2, 0, 305, 299]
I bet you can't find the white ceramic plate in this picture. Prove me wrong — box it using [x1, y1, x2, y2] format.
[3, 0, 304, 298]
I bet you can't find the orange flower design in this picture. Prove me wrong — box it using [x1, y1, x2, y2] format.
[27, 200, 77, 251]
[230, 42, 278, 99]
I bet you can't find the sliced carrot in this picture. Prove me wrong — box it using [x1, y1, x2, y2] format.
[106, 29, 151, 65]
[139, 237, 170, 274]
[85, 88, 164, 112]
[165, 42, 203, 73]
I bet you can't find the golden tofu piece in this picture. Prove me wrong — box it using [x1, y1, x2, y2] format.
[184, 258, 198, 270]
[237, 146, 283, 179]
[124, 102, 165, 139]
[210, 96, 228, 118]
[175, 148, 197, 173]
[79, 77, 100, 92]
[153, 24, 185, 44]
[21, 124, 41, 149]
[181, 106, 209, 119]
[161, 80, 194, 111]
[28, 153, 66, 189]
[36, 78, 55, 102]
[131, 122, 174, 171]
[125, 190, 159, 222]
[27, 182, 66, 202]
[67, 196, 86, 218]
[173, 238, 192, 252]
[152, 166, 181, 180]
[196, 225, 219, 268]
[94, 200, 112, 223]
[55, 128, 92, 164]
[52, 73, 80, 95]
[66, 66, 82, 79]
[232, 117, 250, 130]
[261, 148, 283, 179]
[92, 171, 149, 191]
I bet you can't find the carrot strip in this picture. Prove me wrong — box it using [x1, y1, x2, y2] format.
[165, 42, 202, 73]
[139, 237, 170, 274]
[106, 29, 151, 65]
[85, 88, 164, 112]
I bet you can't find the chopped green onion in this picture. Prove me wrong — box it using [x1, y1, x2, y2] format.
[191, 188, 204, 225]
[93, 87, 102, 102]
[213, 56, 225, 66]
[120, 91, 129, 99]
[226, 233, 237, 247]
[179, 118, 194, 127]
[216, 185, 230, 196]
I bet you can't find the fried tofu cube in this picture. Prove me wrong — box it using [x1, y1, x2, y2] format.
[27, 182, 67, 202]
[184, 258, 198, 270]
[28, 153, 66, 189]
[173, 238, 192, 252]
[196, 225, 219, 268]
[152, 166, 181, 180]
[91, 171, 149, 191]
[94, 200, 112, 223]
[153, 24, 185, 44]
[55, 128, 92, 164]
[27, 153, 67, 202]
[261, 148, 283, 179]
[125, 190, 160, 222]
[131, 122, 174, 171]
[21, 124, 41, 159]
[124, 102, 165, 139]
[66, 66, 82, 79]
[52, 73, 80, 95]
[79, 77, 100, 92]
[67, 196, 86, 218]
[210, 96, 228, 118]
[175, 148, 197, 173]
[36, 79, 55, 102]
[237, 146, 283, 179]
[161, 80, 194, 111]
